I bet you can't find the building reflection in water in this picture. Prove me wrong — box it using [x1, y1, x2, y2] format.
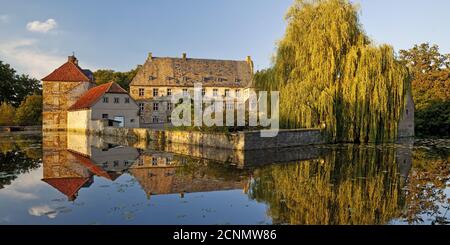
[42, 132, 253, 201]
[41, 132, 417, 224]
[42, 133, 140, 201]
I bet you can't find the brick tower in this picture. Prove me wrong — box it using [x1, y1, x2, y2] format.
[41, 55, 95, 131]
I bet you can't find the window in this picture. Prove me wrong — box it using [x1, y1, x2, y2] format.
[167, 115, 172, 123]
[153, 88, 159, 97]
[103, 97, 109, 103]
[125, 98, 130, 103]
[152, 116, 159, 123]
[235, 89, 240, 97]
[166, 158, 171, 165]
[406, 109, 409, 116]
[182, 88, 188, 97]
[139, 103, 145, 115]
[113, 160, 119, 167]
[153, 102, 159, 111]
[213, 89, 218, 97]
[130, 119, 135, 123]
[202, 88, 206, 96]
[102, 114, 108, 119]
[102, 162, 108, 168]
[167, 88, 172, 96]
[152, 157, 158, 166]
[114, 97, 119, 104]
[139, 88, 145, 97]
[226, 103, 234, 110]
[224, 89, 230, 97]
[167, 102, 173, 111]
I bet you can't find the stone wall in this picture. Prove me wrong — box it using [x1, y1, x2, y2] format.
[42, 81, 94, 131]
[94, 127, 326, 151]
[398, 91, 415, 138]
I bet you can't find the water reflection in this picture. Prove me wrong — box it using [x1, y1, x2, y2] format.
[0, 132, 448, 224]
[0, 134, 41, 189]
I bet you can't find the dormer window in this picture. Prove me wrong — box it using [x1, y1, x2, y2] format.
[235, 78, 241, 83]
[149, 75, 155, 81]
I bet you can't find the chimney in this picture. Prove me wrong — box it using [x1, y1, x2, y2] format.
[182, 53, 187, 60]
[68, 55, 78, 65]
[148, 52, 153, 60]
[246, 56, 254, 74]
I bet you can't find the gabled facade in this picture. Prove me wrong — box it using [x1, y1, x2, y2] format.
[129, 53, 254, 126]
[67, 82, 140, 132]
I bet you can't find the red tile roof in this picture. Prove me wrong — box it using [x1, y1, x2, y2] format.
[68, 82, 128, 111]
[42, 56, 94, 82]
[42, 178, 91, 201]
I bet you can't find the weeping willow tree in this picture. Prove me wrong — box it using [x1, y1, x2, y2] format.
[248, 145, 406, 224]
[255, 0, 410, 143]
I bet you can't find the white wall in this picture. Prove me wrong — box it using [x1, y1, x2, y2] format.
[68, 109, 91, 133]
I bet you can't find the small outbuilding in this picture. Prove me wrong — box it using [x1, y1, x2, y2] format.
[67, 82, 139, 133]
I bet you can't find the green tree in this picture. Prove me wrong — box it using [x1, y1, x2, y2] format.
[399, 43, 450, 136]
[94, 66, 140, 91]
[14, 94, 43, 126]
[255, 0, 410, 143]
[0, 60, 41, 107]
[0, 102, 16, 126]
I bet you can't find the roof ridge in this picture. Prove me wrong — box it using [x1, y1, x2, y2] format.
[42, 61, 91, 82]
[152, 56, 249, 63]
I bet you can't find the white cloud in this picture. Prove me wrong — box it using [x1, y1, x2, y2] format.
[0, 189, 38, 200]
[0, 167, 42, 200]
[0, 39, 65, 79]
[26, 19, 57, 33]
[0, 14, 9, 24]
[28, 205, 58, 219]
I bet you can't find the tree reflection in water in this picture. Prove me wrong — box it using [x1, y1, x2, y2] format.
[0, 133, 42, 189]
[401, 140, 450, 224]
[0, 132, 448, 225]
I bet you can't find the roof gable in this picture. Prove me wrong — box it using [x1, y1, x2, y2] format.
[42, 56, 94, 82]
[130, 55, 254, 88]
[42, 178, 90, 201]
[68, 82, 128, 111]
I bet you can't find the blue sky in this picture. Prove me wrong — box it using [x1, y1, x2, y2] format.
[0, 0, 449, 79]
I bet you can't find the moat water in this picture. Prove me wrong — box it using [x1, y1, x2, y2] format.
[0, 132, 448, 225]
